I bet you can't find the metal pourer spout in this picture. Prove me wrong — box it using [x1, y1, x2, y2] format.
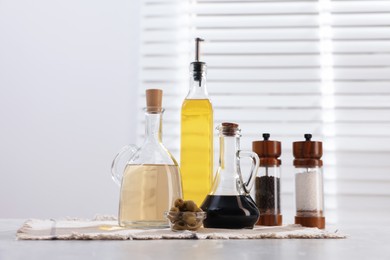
[195, 37, 204, 62]
[191, 38, 206, 87]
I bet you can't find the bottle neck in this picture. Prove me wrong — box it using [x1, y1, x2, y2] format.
[219, 135, 240, 171]
[212, 134, 241, 196]
[186, 65, 209, 99]
[144, 110, 163, 143]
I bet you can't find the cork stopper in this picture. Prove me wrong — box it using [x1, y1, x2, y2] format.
[252, 133, 282, 167]
[293, 134, 323, 167]
[219, 122, 240, 136]
[145, 89, 162, 113]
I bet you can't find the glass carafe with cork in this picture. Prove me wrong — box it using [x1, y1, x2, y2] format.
[293, 134, 325, 229]
[253, 133, 283, 226]
[201, 122, 260, 229]
[111, 89, 182, 228]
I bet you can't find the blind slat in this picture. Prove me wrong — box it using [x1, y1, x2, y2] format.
[193, 16, 318, 28]
[141, 42, 320, 55]
[332, 14, 390, 26]
[142, 54, 390, 67]
[332, 1, 390, 13]
[143, 28, 319, 41]
[140, 80, 390, 94]
[138, 108, 390, 123]
[194, 3, 318, 15]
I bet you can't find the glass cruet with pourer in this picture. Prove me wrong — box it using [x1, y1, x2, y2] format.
[111, 89, 182, 228]
[201, 122, 260, 229]
[181, 37, 213, 207]
[293, 134, 325, 229]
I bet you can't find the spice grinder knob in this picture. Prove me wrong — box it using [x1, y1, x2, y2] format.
[304, 133, 312, 141]
[293, 134, 323, 167]
[252, 133, 281, 166]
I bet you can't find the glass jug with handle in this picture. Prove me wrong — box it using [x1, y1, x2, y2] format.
[111, 89, 182, 228]
[201, 122, 260, 229]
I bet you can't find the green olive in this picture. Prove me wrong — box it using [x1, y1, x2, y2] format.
[183, 213, 197, 225]
[185, 200, 197, 212]
[172, 221, 186, 231]
[194, 207, 203, 212]
[174, 198, 184, 208]
[170, 206, 179, 213]
[187, 221, 202, 231]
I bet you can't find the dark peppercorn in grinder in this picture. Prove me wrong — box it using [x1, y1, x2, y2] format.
[252, 133, 282, 226]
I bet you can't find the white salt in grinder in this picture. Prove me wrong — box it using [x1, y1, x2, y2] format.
[293, 134, 325, 229]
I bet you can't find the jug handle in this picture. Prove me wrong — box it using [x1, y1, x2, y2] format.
[237, 150, 260, 194]
[111, 144, 138, 186]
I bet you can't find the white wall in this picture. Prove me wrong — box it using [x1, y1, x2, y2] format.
[0, 0, 140, 218]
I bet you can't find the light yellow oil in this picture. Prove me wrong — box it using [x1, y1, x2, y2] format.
[119, 164, 181, 228]
[180, 99, 213, 206]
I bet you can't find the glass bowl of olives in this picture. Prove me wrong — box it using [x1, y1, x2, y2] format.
[165, 199, 206, 231]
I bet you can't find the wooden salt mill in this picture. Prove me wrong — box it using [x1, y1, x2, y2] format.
[293, 134, 325, 229]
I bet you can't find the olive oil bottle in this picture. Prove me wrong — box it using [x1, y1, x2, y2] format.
[180, 38, 213, 206]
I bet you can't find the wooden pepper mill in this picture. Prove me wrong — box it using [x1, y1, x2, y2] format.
[253, 133, 282, 226]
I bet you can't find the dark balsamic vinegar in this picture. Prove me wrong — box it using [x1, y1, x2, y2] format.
[200, 195, 259, 229]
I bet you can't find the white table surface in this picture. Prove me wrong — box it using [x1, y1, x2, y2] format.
[1, 218, 389, 260]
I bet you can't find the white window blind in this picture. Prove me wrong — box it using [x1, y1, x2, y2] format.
[137, 0, 390, 222]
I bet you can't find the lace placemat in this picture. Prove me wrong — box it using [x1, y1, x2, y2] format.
[17, 216, 346, 240]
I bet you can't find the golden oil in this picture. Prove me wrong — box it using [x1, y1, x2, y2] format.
[180, 99, 213, 206]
